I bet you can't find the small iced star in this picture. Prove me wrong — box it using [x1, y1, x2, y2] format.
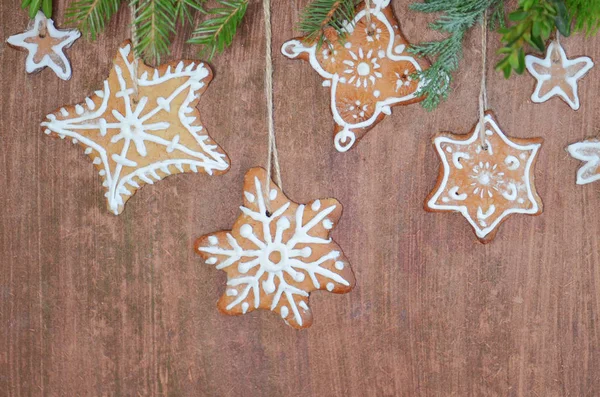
[525, 40, 594, 110]
[567, 138, 600, 185]
[6, 11, 80, 80]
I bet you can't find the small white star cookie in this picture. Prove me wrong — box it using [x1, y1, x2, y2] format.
[41, 41, 230, 215]
[6, 11, 80, 80]
[195, 167, 355, 329]
[425, 111, 544, 243]
[567, 138, 600, 185]
[525, 40, 594, 110]
[281, 0, 428, 152]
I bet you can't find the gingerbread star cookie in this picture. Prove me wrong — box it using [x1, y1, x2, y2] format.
[195, 167, 355, 329]
[567, 138, 600, 185]
[525, 40, 594, 110]
[41, 41, 230, 215]
[425, 111, 543, 243]
[281, 0, 429, 152]
[6, 11, 80, 80]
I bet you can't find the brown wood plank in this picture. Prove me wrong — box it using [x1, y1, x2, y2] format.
[1, 0, 599, 395]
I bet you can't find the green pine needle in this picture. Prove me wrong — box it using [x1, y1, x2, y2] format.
[131, 0, 177, 63]
[65, 0, 121, 41]
[298, 0, 358, 45]
[188, 0, 248, 61]
[409, 0, 503, 111]
[22, 0, 53, 18]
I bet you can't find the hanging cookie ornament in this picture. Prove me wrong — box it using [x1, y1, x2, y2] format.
[40, 6, 230, 215]
[425, 15, 544, 244]
[525, 35, 594, 111]
[567, 138, 600, 185]
[6, 11, 80, 80]
[195, 0, 355, 329]
[281, 0, 429, 152]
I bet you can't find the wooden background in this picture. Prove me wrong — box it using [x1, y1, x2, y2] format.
[2, 0, 600, 395]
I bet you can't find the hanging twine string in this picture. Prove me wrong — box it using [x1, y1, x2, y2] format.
[478, 11, 489, 149]
[263, 0, 283, 195]
[130, 4, 140, 102]
[365, 0, 373, 33]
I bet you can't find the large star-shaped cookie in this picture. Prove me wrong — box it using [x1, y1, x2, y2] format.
[425, 112, 543, 243]
[281, 0, 429, 152]
[525, 41, 594, 110]
[6, 11, 80, 80]
[195, 167, 355, 329]
[567, 138, 600, 185]
[41, 41, 230, 215]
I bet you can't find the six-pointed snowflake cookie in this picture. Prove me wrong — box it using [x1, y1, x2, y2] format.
[425, 111, 544, 243]
[567, 138, 600, 185]
[525, 40, 594, 110]
[6, 11, 80, 80]
[195, 167, 355, 329]
[281, 0, 429, 152]
[41, 41, 230, 215]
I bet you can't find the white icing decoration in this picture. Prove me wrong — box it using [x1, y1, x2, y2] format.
[208, 235, 219, 245]
[299, 301, 309, 311]
[226, 289, 238, 296]
[427, 114, 541, 240]
[281, 0, 425, 152]
[6, 12, 81, 80]
[525, 41, 594, 111]
[242, 302, 249, 314]
[311, 200, 321, 211]
[323, 219, 334, 229]
[567, 139, 600, 185]
[452, 152, 470, 169]
[502, 183, 518, 201]
[505, 155, 520, 170]
[40, 43, 230, 215]
[244, 191, 255, 203]
[269, 189, 277, 200]
[326, 283, 335, 291]
[198, 173, 349, 327]
[206, 257, 217, 265]
[449, 186, 467, 201]
[335, 261, 344, 270]
[280, 306, 289, 318]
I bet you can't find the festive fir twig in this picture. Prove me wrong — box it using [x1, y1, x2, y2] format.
[568, 0, 600, 35]
[297, 0, 358, 46]
[22, 0, 53, 18]
[408, 0, 504, 111]
[188, 0, 248, 61]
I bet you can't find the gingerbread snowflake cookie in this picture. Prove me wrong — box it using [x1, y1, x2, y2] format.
[6, 11, 80, 80]
[41, 41, 230, 215]
[525, 40, 594, 110]
[195, 167, 355, 329]
[281, 0, 429, 152]
[425, 112, 543, 243]
[567, 138, 600, 185]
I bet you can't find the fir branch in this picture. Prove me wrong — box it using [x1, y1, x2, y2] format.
[22, 0, 53, 18]
[175, 0, 203, 25]
[409, 0, 503, 111]
[65, 0, 121, 40]
[188, 0, 248, 60]
[132, 0, 177, 63]
[298, 0, 358, 45]
[567, 0, 600, 35]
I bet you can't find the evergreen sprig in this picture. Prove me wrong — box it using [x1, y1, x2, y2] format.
[188, 0, 249, 60]
[65, 0, 121, 41]
[569, 0, 600, 35]
[21, 0, 53, 18]
[298, 0, 358, 46]
[409, 0, 503, 111]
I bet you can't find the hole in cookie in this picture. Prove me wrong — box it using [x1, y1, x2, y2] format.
[481, 144, 489, 151]
[265, 210, 272, 217]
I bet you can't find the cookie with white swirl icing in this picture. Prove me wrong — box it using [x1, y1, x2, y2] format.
[425, 111, 543, 243]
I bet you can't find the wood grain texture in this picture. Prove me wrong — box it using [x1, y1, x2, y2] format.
[1, 0, 600, 395]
